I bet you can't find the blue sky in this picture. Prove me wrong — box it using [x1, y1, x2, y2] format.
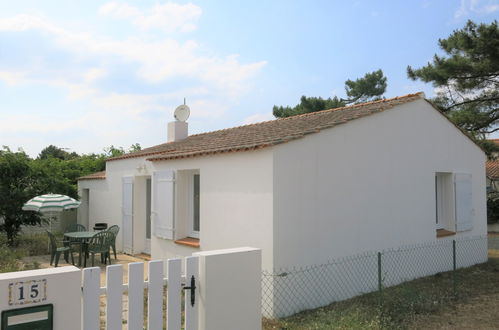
[1, 0, 498, 157]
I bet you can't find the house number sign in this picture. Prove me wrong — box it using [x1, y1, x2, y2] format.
[8, 279, 47, 306]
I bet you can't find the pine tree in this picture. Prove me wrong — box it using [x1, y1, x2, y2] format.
[407, 20, 499, 137]
[273, 70, 387, 118]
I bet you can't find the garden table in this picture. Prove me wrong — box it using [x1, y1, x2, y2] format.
[64, 231, 96, 267]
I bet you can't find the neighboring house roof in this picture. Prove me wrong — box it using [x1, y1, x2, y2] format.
[78, 171, 106, 180]
[108, 92, 425, 163]
[487, 161, 499, 179]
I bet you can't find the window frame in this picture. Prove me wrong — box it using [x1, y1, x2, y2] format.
[187, 172, 200, 239]
[435, 174, 445, 230]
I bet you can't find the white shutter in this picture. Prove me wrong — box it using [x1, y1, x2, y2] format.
[454, 173, 473, 231]
[152, 170, 175, 240]
[122, 177, 134, 254]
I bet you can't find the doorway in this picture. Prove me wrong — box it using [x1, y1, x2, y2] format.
[81, 189, 90, 229]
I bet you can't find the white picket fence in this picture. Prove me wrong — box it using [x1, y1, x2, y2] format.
[82, 256, 199, 330]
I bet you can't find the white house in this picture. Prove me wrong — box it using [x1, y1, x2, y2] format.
[78, 91, 486, 278]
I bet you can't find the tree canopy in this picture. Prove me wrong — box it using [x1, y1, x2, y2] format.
[273, 70, 387, 118]
[407, 20, 499, 138]
[0, 144, 140, 245]
[273, 96, 346, 118]
[0, 148, 44, 245]
[38, 145, 79, 160]
[344, 69, 387, 104]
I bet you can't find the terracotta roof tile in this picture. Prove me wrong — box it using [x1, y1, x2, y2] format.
[78, 171, 106, 180]
[487, 161, 499, 179]
[108, 92, 425, 162]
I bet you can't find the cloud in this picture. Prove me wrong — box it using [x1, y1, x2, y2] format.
[0, 3, 267, 156]
[0, 13, 266, 92]
[83, 68, 108, 83]
[98, 1, 202, 33]
[242, 112, 275, 125]
[455, 0, 499, 18]
[0, 71, 28, 85]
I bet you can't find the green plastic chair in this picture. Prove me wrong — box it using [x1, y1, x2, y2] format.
[107, 225, 120, 260]
[87, 231, 114, 266]
[64, 223, 87, 263]
[47, 231, 74, 267]
[65, 223, 86, 232]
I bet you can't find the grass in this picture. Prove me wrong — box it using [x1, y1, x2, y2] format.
[263, 257, 499, 330]
[0, 232, 49, 273]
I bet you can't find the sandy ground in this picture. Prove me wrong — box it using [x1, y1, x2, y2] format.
[22, 253, 151, 285]
[23, 253, 153, 329]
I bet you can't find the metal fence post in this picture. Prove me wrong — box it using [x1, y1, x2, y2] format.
[377, 252, 382, 299]
[452, 239, 457, 298]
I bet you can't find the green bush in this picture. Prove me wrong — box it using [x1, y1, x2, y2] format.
[487, 192, 499, 224]
[0, 235, 23, 273]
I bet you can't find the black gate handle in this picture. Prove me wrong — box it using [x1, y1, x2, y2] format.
[182, 275, 196, 307]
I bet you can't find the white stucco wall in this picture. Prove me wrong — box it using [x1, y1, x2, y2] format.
[77, 179, 110, 231]
[273, 98, 487, 269]
[78, 149, 274, 270]
[78, 156, 152, 252]
[151, 149, 274, 271]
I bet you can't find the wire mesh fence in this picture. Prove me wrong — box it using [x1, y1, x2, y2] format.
[262, 235, 489, 319]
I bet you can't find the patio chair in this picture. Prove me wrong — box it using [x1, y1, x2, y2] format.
[107, 225, 120, 260]
[65, 223, 86, 232]
[87, 231, 114, 267]
[63, 223, 86, 262]
[47, 231, 74, 267]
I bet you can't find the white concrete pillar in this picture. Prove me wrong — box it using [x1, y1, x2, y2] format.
[0, 266, 81, 330]
[194, 247, 262, 330]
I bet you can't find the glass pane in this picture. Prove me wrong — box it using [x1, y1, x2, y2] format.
[146, 178, 152, 239]
[193, 174, 200, 232]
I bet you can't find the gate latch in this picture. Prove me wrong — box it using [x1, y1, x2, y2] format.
[182, 275, 196, 307]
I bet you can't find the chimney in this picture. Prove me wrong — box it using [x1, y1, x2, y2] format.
[168, 103, 190, 142]
[168, 121, 188, 142]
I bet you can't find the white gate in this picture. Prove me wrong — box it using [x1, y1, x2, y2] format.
[82, 256, 199, 330]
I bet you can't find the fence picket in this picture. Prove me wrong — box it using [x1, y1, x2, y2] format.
[184, 256, 199, 330]
[167, 259, 182, 330]
[148, 260, 164, 330]
[128, 262, 144, 330]
[106, 264, 123, 330]
[82, 267, 101, 330]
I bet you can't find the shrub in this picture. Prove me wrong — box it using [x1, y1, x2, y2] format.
[487, 191, 499, 224]
[0, 235, 23, 273]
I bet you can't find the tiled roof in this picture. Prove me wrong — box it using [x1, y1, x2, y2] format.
[107, 92, 425, 162]
[487, 161, 499, 179]
[78, 171, 106, 180]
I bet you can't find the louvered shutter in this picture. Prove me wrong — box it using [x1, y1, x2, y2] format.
[454, 173, 473, 232]
[122, 176, 134, 254]
[152, 170, 175, 239]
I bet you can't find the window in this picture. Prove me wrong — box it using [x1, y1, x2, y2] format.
[435, 172, 473, 237]
[146, 178, 151, 240]
[188, 173, 200, 238]
[165, 169, 200, 247]
[435, 174, 444, 229]
[435, 172, 453, 231]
